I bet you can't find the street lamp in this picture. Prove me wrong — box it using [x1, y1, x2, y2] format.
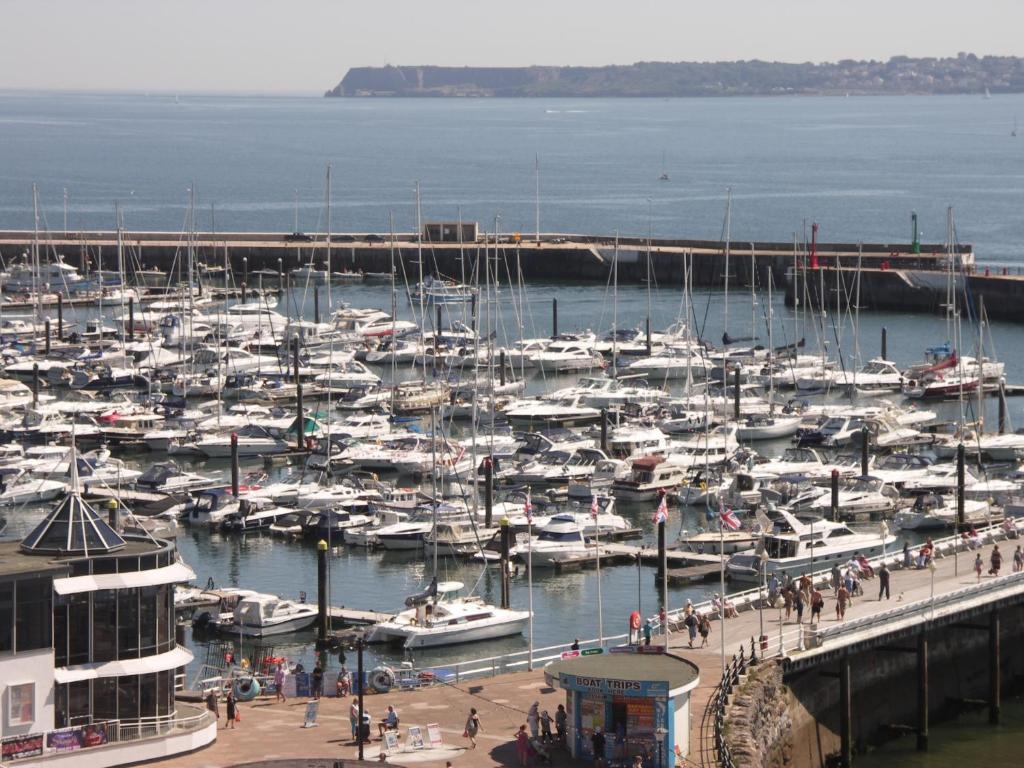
[654, 726, 668, 768]
[758, 550, 769, 650]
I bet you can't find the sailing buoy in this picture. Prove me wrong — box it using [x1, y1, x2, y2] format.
[370, 666, 396, 693]
[630, 611, 642, 631]
[232, 677, 261, 702]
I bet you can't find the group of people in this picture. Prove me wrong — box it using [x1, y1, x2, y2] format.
[680, 600, 712, 648]
[204, 688, 238, 730]
[513, 702, 569, 765]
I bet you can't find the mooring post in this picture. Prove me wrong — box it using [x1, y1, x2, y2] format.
[470, 292, 477, 333]
[277, 257, 284, 302]
[839, 655, 852, 768]
[998, 382, 1007, 435]
[917, 633, 928, 751]
[552, 298, 558, 337]
[499, 517, 511, 609]
[483, 457, 494, 527]
[57, 293, 64, 340]
[128, 296, 135, 340]
[645, 317, 652, 356]
[881, 326, 887, 360]
[32, 363, 39, 407]
[956, 443, 966, 529]
[600, 408, 608, 453]
[230, 432, 239, 498]
[733, 367, 741, 421]
[314, 286, 320, 324]
[294, 339, 304, 452]
[499, 350, 506, 387]
[44, 320, 51, 355]
[861, 426, 870, 477]
[990, 610, 1001, 725]
[831, 469, 840, 522]
[317, 540, 328, 648]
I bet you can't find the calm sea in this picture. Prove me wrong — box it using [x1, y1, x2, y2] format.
[0, 91, 1021, 757]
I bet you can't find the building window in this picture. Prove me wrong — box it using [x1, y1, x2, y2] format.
[67, 681, 90, 726]
[139, 587, 157, 655]
[53, 594, 68, 666]
[156, 584, 171, 653]
[0, 581, 12, 653]
[156, 670, 171, 717]
[117, 676, 139, 722]
[118, 590, 139, 658]
[68, 593, 90, 665]
[6, 682, 35, 727]
[14, 578, 51, 652]
[93, 677, 117, 722]
[92, 590, 117, 663]
[138, 673, 157, 719]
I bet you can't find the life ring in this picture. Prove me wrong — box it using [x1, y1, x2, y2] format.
[630, 611, 642, 631]
[370, 666, 395, 693]
[233, 676, 261, 702]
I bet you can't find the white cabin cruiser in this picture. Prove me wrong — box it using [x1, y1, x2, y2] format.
[228, 592, 318, 637]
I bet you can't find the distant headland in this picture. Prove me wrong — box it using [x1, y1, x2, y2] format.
[325, 54, 1024, 98]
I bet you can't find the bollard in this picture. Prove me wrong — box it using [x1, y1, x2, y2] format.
[230, 432, 240, 497]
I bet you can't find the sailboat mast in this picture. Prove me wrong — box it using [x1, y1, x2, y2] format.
[723, 188, 732, 336]
[416, 181, 426, 384]
[612, 233, 618, 378]
[325, 163, 332, 312]
[31, 184, 41, 323]
[534, 153, 540, 244]
[389, 212, 397, 423]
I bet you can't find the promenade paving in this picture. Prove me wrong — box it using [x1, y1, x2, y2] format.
[153, 537, 1019, 768]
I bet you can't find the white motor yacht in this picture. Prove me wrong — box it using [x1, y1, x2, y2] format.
[228, 593, 319, 637]
[726, 509, 897, 583]
[366, 579, 530, 649]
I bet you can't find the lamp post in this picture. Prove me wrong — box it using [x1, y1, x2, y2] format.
[758, 550, 769, 649]
[928, 559, 937, 621]
[636, 549, 643, 619]
[654, 726, 668, 768]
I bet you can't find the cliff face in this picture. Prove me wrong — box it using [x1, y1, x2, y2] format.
[324, 55, 1024, 97]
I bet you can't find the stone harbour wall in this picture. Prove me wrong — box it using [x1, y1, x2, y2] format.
[724, 660, 795, 768]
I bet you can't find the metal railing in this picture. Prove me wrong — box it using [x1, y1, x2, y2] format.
[3, 708, 214, 763]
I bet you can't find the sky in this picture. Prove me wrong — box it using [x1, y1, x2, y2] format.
[1, 0, 1021, 93]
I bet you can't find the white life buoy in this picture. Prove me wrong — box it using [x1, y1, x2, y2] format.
[370, 666, 396, 693]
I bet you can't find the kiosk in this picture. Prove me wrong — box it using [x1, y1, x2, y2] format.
[544, 649, 699, 768]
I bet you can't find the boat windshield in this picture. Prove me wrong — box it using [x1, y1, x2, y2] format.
[538, 530, 582, 543]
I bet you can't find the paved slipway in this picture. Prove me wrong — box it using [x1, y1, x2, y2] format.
[153, 543, 1003, 768]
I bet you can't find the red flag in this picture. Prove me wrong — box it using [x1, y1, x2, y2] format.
[653, 493, 668, 525]
[720, 508, 742, 531]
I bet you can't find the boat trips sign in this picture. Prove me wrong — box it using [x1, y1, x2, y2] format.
[559, 673, 669, 697]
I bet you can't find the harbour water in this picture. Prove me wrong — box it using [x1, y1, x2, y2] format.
[1, 90, 1023, 759]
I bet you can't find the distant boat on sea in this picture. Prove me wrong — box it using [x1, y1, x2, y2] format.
[659, 150, 670, 181]
[1013, 116, 1018, 138]
[984, 87, 992, 99]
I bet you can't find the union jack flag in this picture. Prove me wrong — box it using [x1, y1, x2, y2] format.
[525, 491, 533, 524]
[653, 493, 668, 525]
[720, 507, 742, 531]
[590, 495, 600, 519]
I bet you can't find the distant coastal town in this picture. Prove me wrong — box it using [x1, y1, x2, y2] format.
[326, 53, 1024, 97]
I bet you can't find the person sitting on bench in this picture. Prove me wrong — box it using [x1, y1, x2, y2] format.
[378, 706, 399, 737]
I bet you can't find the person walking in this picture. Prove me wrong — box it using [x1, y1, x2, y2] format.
[642, 619, 652, 646]
[225, 691, 237, 729]
[516, 724, 531, 767]
[989, 545, 1003, 576]
[877, 562, 891, 600]
[274, 664, 287, 703]
[555, 704, 567, 743]
[350, 698, 360, 741]
[205, 689, 219, 721]
[810, 587, 824, 625]
[698, 613, 711, 647]
[464, 708, 481, 749]
[312, 664, 324, 700]
[540, 710, 553, 743]
[974, 552, 984, 581]
[830, 564, 842, 596]
[783, 586, 793, 621]
[1013, 545, 1023, 573]
[527, 702, 540, 739]
[836, 584, 849, 621]
[591, 727, 607, 768]
[683, 611, 698, 648]
[794, 589, 805, 625]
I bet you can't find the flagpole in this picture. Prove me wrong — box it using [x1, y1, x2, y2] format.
[594, 495, 603, 645]
[528, 517, 534, 670]
[719, 504, 727, 675]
